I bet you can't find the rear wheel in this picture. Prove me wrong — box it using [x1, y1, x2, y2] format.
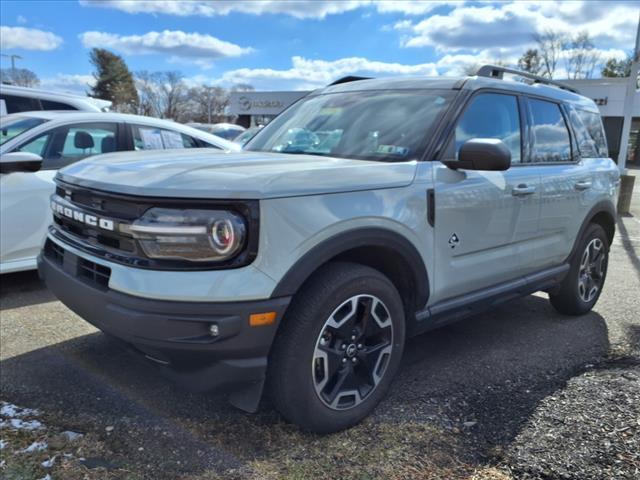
[267, 262, 405, 433]
[550, 223, 609, 315]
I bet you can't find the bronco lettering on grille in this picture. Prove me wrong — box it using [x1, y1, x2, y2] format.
[51, 200, 115, 231]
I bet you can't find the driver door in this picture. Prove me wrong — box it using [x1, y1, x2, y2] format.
[431, 92, 541, 303]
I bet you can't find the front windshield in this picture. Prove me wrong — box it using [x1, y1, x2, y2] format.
[0, 116, 48, 146]
[245, 90, 454, 161]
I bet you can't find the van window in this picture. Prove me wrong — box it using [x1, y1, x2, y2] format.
[446, 93, 522, 163]
[17, 123, 118, 170]
[0, 94, 40, 114]
[528, 99, 572, 163]
[577, 110, 608, 158]
[40, 99, 77, 111]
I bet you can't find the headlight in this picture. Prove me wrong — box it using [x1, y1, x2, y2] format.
[124, 208, 246, 262]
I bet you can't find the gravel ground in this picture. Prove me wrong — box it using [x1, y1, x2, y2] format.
[1, 191, 639, 479]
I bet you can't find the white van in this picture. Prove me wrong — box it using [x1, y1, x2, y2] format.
[0, 84, 112, 115]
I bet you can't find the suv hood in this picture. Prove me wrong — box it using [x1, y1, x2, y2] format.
[57, 149, 417, 199]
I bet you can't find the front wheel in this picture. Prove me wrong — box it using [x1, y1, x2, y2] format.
[550, 223, 609, 315]
[267, 262, 405, 433]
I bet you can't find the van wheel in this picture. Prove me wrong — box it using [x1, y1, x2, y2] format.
[550, 224, 609, 315]
[267, 262, 405, 433]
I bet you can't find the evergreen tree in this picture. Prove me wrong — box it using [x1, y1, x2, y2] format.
[517, 49, 542, 75]
[89, 48, 138, 112]
[601, 56, 632, 77]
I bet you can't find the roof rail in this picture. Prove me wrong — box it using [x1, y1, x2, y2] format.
[328, 76, 372, 86]
[475, 65, 578, 94]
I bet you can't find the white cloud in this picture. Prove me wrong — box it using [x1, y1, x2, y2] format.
[80, 0, 459, 19]
[219, 55, 438, 89]
[79, 30, 253, 67]
[399, 1, 637, 54]
[16, 15, 27, 24]
[79, 0, 369, 19]
[40, 74, 96, 95]
[0, 26, 63, 51]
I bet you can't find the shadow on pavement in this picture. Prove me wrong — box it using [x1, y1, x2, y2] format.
[0, 270, 55, 310]
[616, 217, 640, 283]
[0, 293, 610, 477]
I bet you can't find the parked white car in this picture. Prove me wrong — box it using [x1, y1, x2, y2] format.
[0, 84, 112, 115]
[0, 111, 239, 273]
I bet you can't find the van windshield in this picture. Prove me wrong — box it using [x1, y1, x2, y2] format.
[0, 116, 48, 146]
[245, 90, 454, 162]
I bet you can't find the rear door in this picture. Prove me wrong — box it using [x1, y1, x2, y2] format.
[525, 97, 590, 268]
[431, 91, 541, 302]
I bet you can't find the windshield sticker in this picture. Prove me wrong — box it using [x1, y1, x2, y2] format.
[160, 130, 184, 149]
[376, 145, 409, 156]
[139, 128, 164, 150]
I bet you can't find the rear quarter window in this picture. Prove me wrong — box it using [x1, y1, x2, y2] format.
[576, 109, 608, 158]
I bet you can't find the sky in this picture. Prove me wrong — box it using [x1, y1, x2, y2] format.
[0, 0, 638, 95]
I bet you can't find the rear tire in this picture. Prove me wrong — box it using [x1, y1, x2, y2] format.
[550, 223, 609, 315]
[267, 262, 405, 433]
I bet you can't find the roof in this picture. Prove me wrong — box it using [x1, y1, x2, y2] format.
[317, 74, 599, 113]
[0, 84, 111, 109]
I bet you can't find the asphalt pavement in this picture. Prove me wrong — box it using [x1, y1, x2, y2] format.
[1, 194, 639, 479]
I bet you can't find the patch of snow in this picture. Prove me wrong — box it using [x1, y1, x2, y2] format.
[0, 418, 44, 431]
[22, 440, 48, 453]
[39, 475, 52, 480]
[0, 402, 39, 418]
[61, 431, 83, 441]
[41, 455, 57, 468]
[0, 439, 6, 449]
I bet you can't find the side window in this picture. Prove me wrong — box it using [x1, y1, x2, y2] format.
[40, 99, 77, 111]
[577, 109, 608, 158]
[446, 93, 521, 163]
[528, 99, 572, 163]
[567, 107, 598, 158]
[131, 125, 203, 150]
[17, 132, 53, 157]
[17, 123, 118, 170]
[0, 94, 40, 114]
[197, 139, 222, 150]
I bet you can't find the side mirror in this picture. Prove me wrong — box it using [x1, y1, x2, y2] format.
[444, 138, 511, 171]
[0, 152, 43, 174]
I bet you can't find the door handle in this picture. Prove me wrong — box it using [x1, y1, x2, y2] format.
[574, 180, 592, 191]
[512, 184, 536, 196]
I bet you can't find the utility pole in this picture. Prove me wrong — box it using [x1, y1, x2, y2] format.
[617, 14, 640, 172]
[0, 54, 23, 71]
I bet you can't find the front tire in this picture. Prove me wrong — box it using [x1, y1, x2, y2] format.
[550, 223, 609, 315]
[267, 262, 405, 433]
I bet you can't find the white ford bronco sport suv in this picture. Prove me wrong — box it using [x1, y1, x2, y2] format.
[36, 66, 619, 433]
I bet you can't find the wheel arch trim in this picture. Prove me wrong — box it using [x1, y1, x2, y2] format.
[270, 227, 430, 310]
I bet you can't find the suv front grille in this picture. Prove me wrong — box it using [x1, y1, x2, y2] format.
[44, 239, 112, 290]
[78, 257, 111, 288]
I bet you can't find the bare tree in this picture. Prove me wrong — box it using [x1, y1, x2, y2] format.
[564, 32, 601, 79]
[188, 86, 229, 123]
[135, 71, 188, 120]
[0, 68, 40, 87]
[533, 29, 566, 78]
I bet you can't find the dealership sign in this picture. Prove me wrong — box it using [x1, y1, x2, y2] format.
[229, 91, 310, 115]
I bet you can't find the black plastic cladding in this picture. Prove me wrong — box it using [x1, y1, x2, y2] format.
[53, 179, 260, 271]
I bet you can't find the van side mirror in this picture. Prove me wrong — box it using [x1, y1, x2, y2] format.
[444, 138, 511, 171]
[0, 152, 43, 174]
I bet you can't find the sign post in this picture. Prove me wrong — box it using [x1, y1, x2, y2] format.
[617, 15, 640, 172]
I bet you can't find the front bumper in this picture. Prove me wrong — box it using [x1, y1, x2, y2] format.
[38, 239, 290, 408]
